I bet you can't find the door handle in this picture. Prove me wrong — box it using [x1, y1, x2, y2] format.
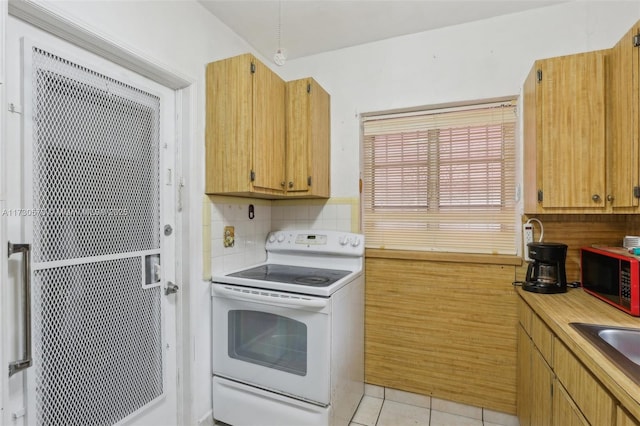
[165, 281, 179, 296]
[7, 242, 32, 377]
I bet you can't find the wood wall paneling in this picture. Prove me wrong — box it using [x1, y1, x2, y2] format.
[365, 257, 518, 414]
[522, 214, 636, 283]
[365, 215, 640, 415]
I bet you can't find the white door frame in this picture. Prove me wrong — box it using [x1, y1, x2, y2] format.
[1, 0, 194, 424]
[0, 0, 8, 422]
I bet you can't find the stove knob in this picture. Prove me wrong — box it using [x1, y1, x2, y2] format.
[339, 235, 350, 246]
[351, 238, 361, 247]
[268, 233, 276, 243]
[276, 233, 286, 243]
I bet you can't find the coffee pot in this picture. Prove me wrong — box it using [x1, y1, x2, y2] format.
[524, 242, 568, 294]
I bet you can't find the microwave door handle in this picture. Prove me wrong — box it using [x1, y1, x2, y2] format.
[213, 285, 328, 309]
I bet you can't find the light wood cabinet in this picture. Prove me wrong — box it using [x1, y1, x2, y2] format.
[518, 309, 553, 426]
[554, 338, 615, 426]
[205, 53, 286, 198]
[518, 298, 617, 426]
[531, 310, 553, 363]
[553, 379, 589, 426]
[525, 19, 640, 214]
[607, 20, 640, 211]
[205, 55, 331, 199]
[285, 78, 330, 198]
[531, 344, 553, 426]
[517, 326, 533, 426]
[518, 289, 640, 422]
[618, 406, 640, 426]
[523, 51, 607, 213]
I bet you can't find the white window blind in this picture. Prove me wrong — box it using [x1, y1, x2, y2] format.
[362, 100, 517, 254]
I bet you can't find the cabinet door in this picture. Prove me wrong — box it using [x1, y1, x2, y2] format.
[553, 379, 589, 426]
[285, 78, 330, 197]
[531, 346, 554, 426]
[252, 59, 286, 193]
[538, 52, 606, 209]
[205, 54, 253, 194]
[617, 406, 640, 426]
[517, 325, 532, 426]
[307, 80, 330, 197]
[554, 339, 615, 425]
[285, 78, 311, 192]
[608, 22, 640, 210]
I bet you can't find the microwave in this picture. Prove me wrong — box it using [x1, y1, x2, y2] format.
[580, 246, 640, 316]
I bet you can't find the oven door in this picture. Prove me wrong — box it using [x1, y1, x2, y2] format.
[211, 284, 331, 405]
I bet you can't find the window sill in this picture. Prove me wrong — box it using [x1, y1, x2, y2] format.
[365, 248, 523, 266]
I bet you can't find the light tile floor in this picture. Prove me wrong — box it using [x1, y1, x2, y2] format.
[351, 385, 519, 426]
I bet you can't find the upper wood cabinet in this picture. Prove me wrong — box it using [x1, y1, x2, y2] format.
[523, 51, 607, 213]
[205, 53, 286, 198]
[285, 78, 330, 198]
[607, 20, 640, 211]
[205, 55, 331, 199]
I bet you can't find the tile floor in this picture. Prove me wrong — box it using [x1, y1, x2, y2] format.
[351, 385, 519, 426]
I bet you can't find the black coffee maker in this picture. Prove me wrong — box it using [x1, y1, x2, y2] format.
[524, 242, 568, 294]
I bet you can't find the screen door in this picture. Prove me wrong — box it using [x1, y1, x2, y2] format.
[4, 23, 178, 426]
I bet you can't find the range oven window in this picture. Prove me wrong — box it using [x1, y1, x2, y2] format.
[228, 310, 307, 376]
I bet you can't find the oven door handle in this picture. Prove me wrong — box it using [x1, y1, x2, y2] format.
[212, 285, 329, 309]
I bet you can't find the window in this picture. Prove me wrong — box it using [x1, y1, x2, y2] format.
[362, 99, 517, 254]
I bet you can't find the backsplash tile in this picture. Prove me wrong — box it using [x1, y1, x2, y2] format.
[207, 196, 360, 277]
[271, 199, 357, 232]
[209, 197, 271, 275]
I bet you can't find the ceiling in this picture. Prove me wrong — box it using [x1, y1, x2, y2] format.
[198, 0, 569, 65]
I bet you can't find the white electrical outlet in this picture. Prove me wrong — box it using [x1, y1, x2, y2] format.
[523, 223, 534, 261]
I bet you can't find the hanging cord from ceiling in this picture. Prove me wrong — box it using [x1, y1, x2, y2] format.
[274, 0, 287, 66]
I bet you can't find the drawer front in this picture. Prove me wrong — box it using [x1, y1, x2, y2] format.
[554, 338, 615, 426]
[518, 297, 533, 336]
[531, 313, 553, 366]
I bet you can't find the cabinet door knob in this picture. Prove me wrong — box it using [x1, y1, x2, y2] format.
[280, 181, 286, 187]
[288, 181, 294, 188]
[592, 194, 601, 202]
[606, 194, 614, 202]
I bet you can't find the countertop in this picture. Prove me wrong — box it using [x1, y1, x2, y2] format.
[517, 286, 640, 420]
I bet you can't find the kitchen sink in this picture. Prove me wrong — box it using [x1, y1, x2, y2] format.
[570, 322, 640, 385]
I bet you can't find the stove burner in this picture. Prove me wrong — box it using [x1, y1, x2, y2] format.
[295, 276, 330, 285]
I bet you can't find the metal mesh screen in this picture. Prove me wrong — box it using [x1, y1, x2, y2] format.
[29, 47, 164, 425]
[33, 259, 162, 426]
[31, 47, 161, 263]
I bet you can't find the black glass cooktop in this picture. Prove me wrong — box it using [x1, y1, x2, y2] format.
[228, 264, 351, 287]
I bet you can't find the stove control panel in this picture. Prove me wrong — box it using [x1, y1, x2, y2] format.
[266, 230, 364, 256]
[295, 234, 328, 245]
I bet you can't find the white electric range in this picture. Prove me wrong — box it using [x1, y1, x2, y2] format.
[211, 230, 364, 426]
